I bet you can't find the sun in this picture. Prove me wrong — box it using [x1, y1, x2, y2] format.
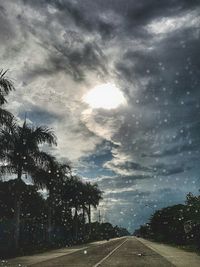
[83, 83, 126, 110]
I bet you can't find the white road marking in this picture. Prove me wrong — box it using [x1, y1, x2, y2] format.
[93, 238, 128, 267]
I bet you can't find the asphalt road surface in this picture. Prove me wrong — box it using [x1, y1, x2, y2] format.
[29, 237, 174, 267]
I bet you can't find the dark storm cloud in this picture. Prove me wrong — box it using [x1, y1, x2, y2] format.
[25, 41, 107, 81]
[21, 0, 200, 45]
[143, 143, 198, 158]
[117, 28, 200, 104]
[22, 0, 117, 39]
[57, 0, 199, 34]
[53, 1, 116, 39]
[47, 42, 107, 81]
[17, 0, 200, 85]
[143, 121, 200, 158]
[107, 189, 151, 199]
[98, 174, 153, 190]
[110, 161, 150, 172]
[111, 10, 200, 179]
[106, 187, 186, 206]
[152, 163, 185, 176]
[0, 5, 16, 46]
[152, 161, 194, 177]
[7, 0, 108, 83]
[126, 0, 199, 26]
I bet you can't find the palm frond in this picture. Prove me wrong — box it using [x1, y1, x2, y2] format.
[31, 168, 50, 189]
[0, 94, 5, 105]
[33, 151, 56, 169]
[0, 69, 15, 105]
[32, 126, 57, 145]
[0, 119, 18, 152]
[20, 123, 57, 147]
[0, 69, 15, 93]
[0, 108, 14, 126]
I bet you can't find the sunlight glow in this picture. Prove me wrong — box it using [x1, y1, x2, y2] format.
[83, 83, 126, 110]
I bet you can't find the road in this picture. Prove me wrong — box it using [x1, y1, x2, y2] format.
[5, 236, 200, 266]
[25, 237, 174, 267]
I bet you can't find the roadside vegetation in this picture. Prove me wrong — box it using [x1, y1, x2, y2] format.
[134, 192, 200, 251]
[0, 70, 129, 258]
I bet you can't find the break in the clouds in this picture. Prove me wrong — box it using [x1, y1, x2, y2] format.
[0, 0, 200, 232]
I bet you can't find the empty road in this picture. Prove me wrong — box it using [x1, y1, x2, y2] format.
[6, 237, 200, 267]
[28, 237, 173, 267]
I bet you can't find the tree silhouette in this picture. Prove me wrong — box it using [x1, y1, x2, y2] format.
[31, 154, 71, 243]
[0, 120, 57, 250]
[60, 175, 83, 240]
[0, 70, 15, 126]
[84, 182, 103, 235]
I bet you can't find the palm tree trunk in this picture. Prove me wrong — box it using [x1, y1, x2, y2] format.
[74, 207, 78, 241]
[82, 207, 85, 238]
[82, 207, 85, 222]
[47, 192, 53, 244]
[88, 204, 91, 235]
[14, 167, 22, 251]
[47, 204, 52, 244]
[14, 195, 21, 250]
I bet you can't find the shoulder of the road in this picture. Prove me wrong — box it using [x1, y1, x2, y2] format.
[137, 237, 200, 267]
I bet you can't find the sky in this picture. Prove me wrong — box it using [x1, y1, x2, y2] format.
[0, 0, 200, 232]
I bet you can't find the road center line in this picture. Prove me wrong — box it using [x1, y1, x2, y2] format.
[93, 238, 128, 267]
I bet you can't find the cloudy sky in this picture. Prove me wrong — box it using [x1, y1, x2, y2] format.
[1, 0, 200, 231]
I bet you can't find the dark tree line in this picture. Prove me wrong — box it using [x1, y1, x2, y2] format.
[0, 70, 127, 257]
[134, 192, 200, 249]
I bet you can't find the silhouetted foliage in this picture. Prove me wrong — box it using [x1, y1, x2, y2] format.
[135, 192, 200, 249]
[0, 70, 15, 126]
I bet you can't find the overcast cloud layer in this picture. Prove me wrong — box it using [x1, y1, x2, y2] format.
[0, 0, 200, 231]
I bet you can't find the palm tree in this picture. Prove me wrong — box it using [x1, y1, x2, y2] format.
[31, 155, 71, 243]
[60, 175, 86, 241]
[85, 182, 103, 235]
[65, 176, 82, 241]
[72, 178, 87, 241]
[0, 70, 15, 126]
[0, 120, 57, 250]
[79, 182, 88, 238]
